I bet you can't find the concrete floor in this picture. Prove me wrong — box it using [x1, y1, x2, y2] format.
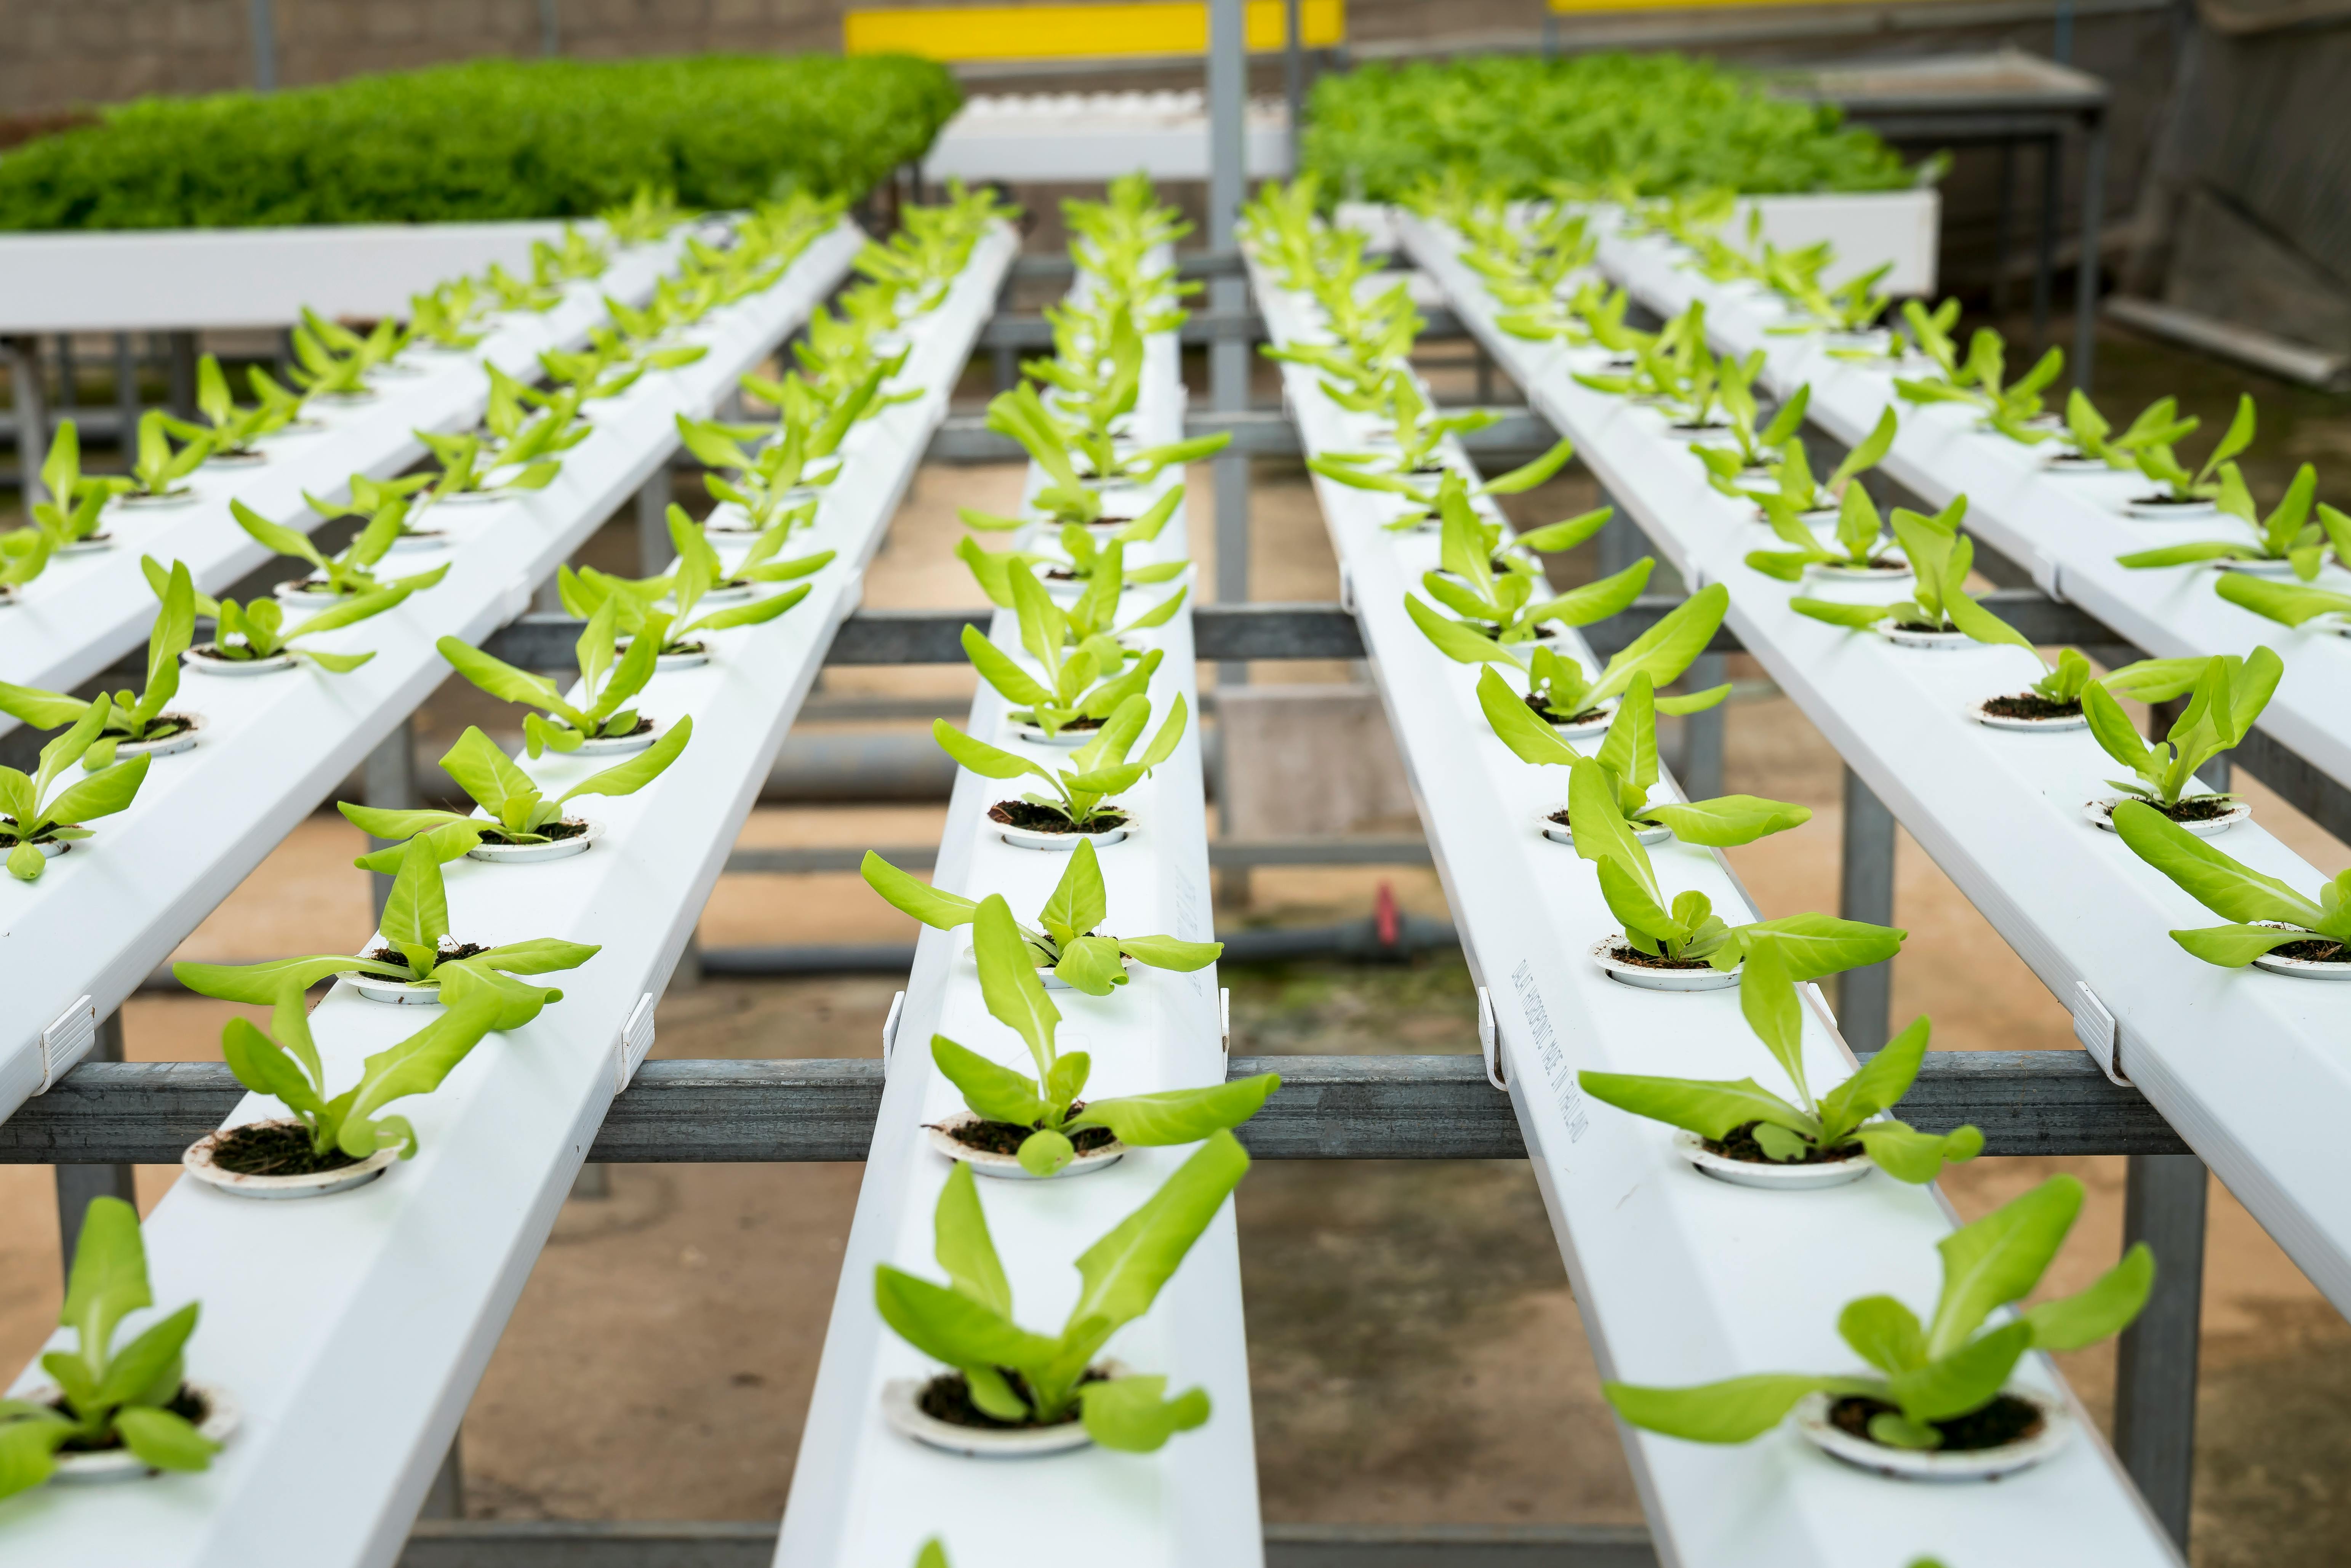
[3, 321, 2349, 1562]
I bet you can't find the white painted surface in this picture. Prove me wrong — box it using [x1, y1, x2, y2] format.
[925, 90, 1292, 181]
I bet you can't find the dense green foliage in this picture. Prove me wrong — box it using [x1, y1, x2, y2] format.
[1302, 53, 1913, 203]
[0, 54, 960, 230]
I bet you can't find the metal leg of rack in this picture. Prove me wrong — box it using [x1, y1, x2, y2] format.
[168, 330, 198, 419]
[367, 716, 421, 920]
[3, 336, 48, 506]
[2074, 110, 2108, 394]
[54, 1012, 135, 1284]
[2033, 133, 2062, 351]
[1678, 654, 1725, 801]
[2114, 1152, 2207, 1548]
[637, 469, 674, 576]
[1836, 766, 1896, 1051]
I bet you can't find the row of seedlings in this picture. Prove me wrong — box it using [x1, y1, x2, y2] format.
[0, 194, 866, 1123]
[0, 188, 1019, 1560]
[779, 176, 1270, 1568]
[1244, 183, 2181, 1567]
[1584, 190, 2351, 801]
[0, 193, 703, 712]
[1397, 190, 2351, 1320]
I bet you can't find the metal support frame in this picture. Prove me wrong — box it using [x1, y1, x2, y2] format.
[3, 336, 49, 506]
[365, 715, 420, 919]
[1208, 0, 1253, 703]
[166, 331, 198, 420]
[1677, 651, 1725, 799]
[538, 0, 561, 56]
[249, 0, 278, 90]
[635, 469, 673, 576]
[6, 1050, 2190, 1166]
[2115, 1152, 2208, 1548]
[1837, 765, 1898, 1052]
[50, 1011, 132, 1285]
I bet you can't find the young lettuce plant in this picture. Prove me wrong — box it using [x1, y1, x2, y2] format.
[963, 569, 1162, 738]
[0, 698, 152, 881]
[289, 309, 401, 398]
[607, 504, 834, 652]
[1696, 358, 1807, 472]
[866, 842, 1221, 994]
[934, 692, 1188, 836]
[2118, 463, 2343, 581]
[142, 555, 411, 672]
[1580, 943, 1983, 1179]
[1308, 394, 1575, 531]
[2081, 650, 2278, 822]
[1604, 1174, 2151, 1452]
[0, 1197, 219, 1494]
[2050, 389, 2193, 470]
[340, 722, 693, 868]
[1895, 328, 2063, 441]
[2112, 800, 2351, 967]
[435, 598, 662, 756]
[21, 423, 131, 553]
[1712, 405, 1898, 518]
[161, 354, 291, 461]
[0, 561, 198, 757]
[230, 498, 449, 600]
[1413, 477, 1651, 648]
[1567, 756, 1902, 977]
[302, 470, 441, 548]
[1746, 483, 1908, 579]
[876, 1135, 1247, 1448]
[421, 399, 586, 502]
[174, 837, 600, 1016]
[2211, 570, 2351, 631]
[2127, 394, 2254, 507]
[1412, 581, 1730, 728]
[1791, 500, 2028, 644]
[958, 546, 1189, 658]
[921, 894, 1270, 1176]
[1477, 669, 1810, 846]
[120, 410, 211, 503]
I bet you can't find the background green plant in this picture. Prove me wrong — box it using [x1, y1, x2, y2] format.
[1301, 54, 1913, 205]
[0, 55, 960, 230]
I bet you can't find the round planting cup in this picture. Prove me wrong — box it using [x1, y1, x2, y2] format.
[1543, 816, 1671, 849]
[1010, 718, 1101, 747]
[56, 533, 115, 557]
[183, 1120, 399, 1200]
[465, 819, 600, 864]
[881, 1368, 1126, 1458]
[997, 813, 1130, 851]
[1672, 1128, 1872, 1190]
[568, 725, 662, 757]
[203, 449, 270, 470]
[1809, 560, 1912, 584]
[2252, 945, 2351, 979]
[2084, 797, 2249, 837]
[1965, 698, 2087, 732]
[1591, 936, 1739, 992]
[1793, 1388, 2073, 1482]
[112, 714, 205, 758]
[115, 490, 200, 512]
[925, 1113, 1125, 1180]
[36, 1381, 240, 1483]
[1877, 622, 1975, 652]
[2124, 496, 2217, 521]
[181, 645, 294, 676]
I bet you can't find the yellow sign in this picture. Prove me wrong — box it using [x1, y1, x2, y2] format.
[845, 0, 1345, 61]
[1547, 0, 1872, 9]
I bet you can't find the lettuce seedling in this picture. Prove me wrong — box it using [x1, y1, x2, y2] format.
[407, 280, 490, 350]
[176, 837, 599, 1018]
[1308, 386, 1575, 530]
[420, 399, 586, 501]
[1790, 499, 2028, 644]
[876, 1136, 1245, 1449]
[0, 697, 152, 880]
[289, 308, 401, 397]
[2211, 570, 2351, 630]
[303, 470, 439, 546]
[1567, 756, 1901, 974]
[1697, 360, 1808, 472]
[0, 560, 197, 758]
[231, 496, 449, 600]
[559, 506, 832, 657]
[483, 261, 566, 316]
[962, 568, 1163, 738]
[2118, 463, 2345, 581]
[601, 184, 686, 246]
[866, 841, 1221, 995]
[2112, 799, 2351, 966]
[142, 555, 410, 672]
[922, 894, 1266, 1175]
[959, 544, 1190, 658]
[1412, 581, 1730, 727]
[121, 410, 210, 502]
[341, 721, 692, 869]
[960, 385, 1221, 532]
[160, 354, 291, 460]
[1477, 669, 1809, 847]
[1706, 405, 1896, 517]
[675, 405, 853, 533]
[1775, 261, 1895, 341]
[2128, 393, 2253, 504]
[1608, 1176, 2149, 1451]
[1412, 477, 1651, 647]
[1580, 943, 1981, 1180]
[22, 422, 131, 551]
[1746, 482, 1907, 579]
[1896, 327, 2063, 441]
[2052, 389, 2193, 469]
[436, 598, 662, 757]
[536, 224, 612, 283]
[2082, 650, 2277, 815]
[0, 1197, 218, 1494]
[934, 691, 1187, 834]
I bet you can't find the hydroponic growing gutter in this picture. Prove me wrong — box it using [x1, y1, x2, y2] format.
[0, 228, 698, 734]
[778, 258, 1258, 1568]
[1248, 248, 2180, 1568]
[0, 219, 866, 1129]
[0, 219, 1015, 1568]
[1592, 221, 2351, 802]
[1399, 211, 2351, 1321]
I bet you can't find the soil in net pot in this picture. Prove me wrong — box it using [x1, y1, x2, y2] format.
[2272, 938, 2349, 963]
[110, 714, 197, 742]
[208, 1122, 359, 1178]
[1829, 1394, 2044, 1453]
[1980, 693, 2082, 721]
[1704, 1120, 1860, 1166]
[1608, 944, 1714, 972]
[934, 1109, 1119, 1158]
[479, 819, 590, 846]
[1525, 693, 1606, 725]
[54, 1387, 212, 1453]
[2134, 797, 2237, 825]
[918, 1367, 1110, 1431]
[989, 802, 1127, 835]
[1015, 713, 1104, 733]
[365, 942, 491, 971]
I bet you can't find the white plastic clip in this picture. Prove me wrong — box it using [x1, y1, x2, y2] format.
[1477, 987, 1507, 1091]
[38, 996, 97, 1096]
[612, 993, 657, 1094]
[882, 990, 907, 1072]
[1338, 562, 1356, 616]
[2031, 550, 2066, 602]
[1219, 988, 1231, 1057]
[2072, 982, 2128, 1086]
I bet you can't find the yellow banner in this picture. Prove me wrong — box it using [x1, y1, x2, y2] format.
[845, 0, 1345, 60]
[1548, 0, 1875, 10]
